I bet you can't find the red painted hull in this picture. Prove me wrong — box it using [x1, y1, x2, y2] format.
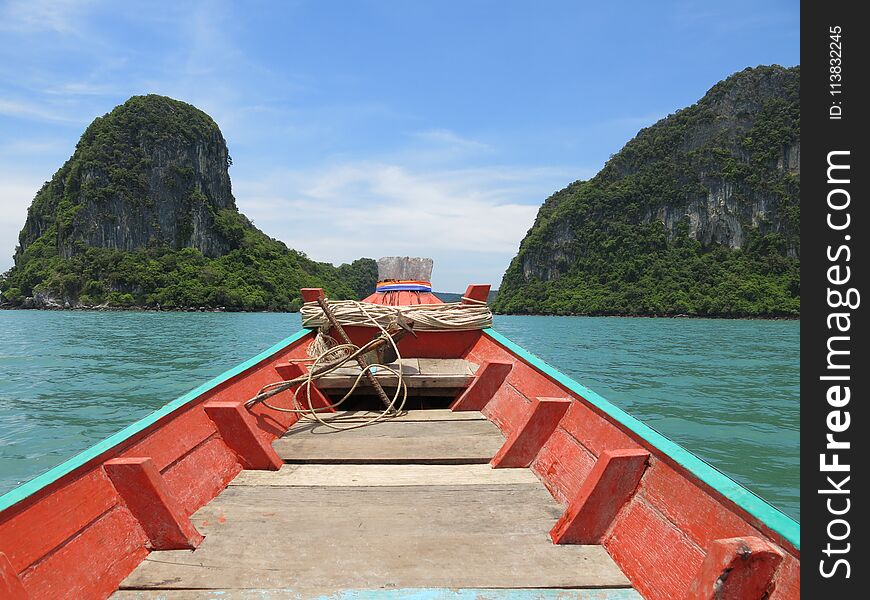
[0, 299, 799, 599]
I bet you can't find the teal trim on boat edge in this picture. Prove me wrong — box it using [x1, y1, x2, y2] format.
[133, 589, 642, 600]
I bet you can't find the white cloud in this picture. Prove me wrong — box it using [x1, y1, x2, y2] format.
[233, 161, 572, 291]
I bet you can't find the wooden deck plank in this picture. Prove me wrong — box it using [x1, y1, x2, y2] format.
[317, 375, 473, 390]
[119, 483, 632, 592]
[114, 588, 643, 599]
[418, 358, 478, 375]
[315, 359, 477, 390]
[274, 419, 504, 464]
[274, 437, 500, 464]
[230, 464, 540, 487]
[319, 359, 420, 380]
[194, 485, 563, 536]
[402, 358, 421, 371]
[273, 420, 504, 464]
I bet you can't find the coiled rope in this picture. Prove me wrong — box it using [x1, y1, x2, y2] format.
[247, 299, 492, 431]
[300, 298, 493, 331]
[246, 301, 409, 431]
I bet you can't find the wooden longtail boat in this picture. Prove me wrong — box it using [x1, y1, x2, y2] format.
[0, 275, 800, 599]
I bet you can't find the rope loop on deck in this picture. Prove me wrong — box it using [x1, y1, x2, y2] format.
[246, 301, 410, 431]
[247, 299, 492, 431]
[300, 300, 493, 331]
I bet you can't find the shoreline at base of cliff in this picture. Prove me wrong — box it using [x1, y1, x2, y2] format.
[1, 302, 799, 320]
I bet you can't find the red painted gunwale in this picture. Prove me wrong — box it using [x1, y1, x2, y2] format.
[0, 284, 799, 599]
[459, 329, 800, 600]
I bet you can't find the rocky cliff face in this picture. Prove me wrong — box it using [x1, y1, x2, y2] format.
[495, 65, 800, 316]
[16, 95, 237, 261]
[638, 67, 800, 255]
[2, 95, 376, 310]
[642, 144, 798, 254]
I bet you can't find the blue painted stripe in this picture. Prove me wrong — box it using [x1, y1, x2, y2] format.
[122, 589, 642, 600]
[318, 590, 642, 600]
[376, 284, 433, 292]
[0, 328, 312, 513]
[482, 328, 800, 551]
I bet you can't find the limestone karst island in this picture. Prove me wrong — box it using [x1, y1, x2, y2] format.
[1, 66, 798, 317]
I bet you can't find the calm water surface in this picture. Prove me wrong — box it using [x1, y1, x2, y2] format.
[0, 311, 799, 520]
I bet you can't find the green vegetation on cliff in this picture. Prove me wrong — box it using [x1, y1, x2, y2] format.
[494, 65, 800, 317]
[0, 95, 376, 310]
[2, 230, 377, 311]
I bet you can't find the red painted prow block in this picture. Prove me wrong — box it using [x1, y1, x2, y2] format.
[0, 552, 28, 599]
[274, 362, 335, 412]
[301, 288, 325, 303]
[491, 397, 572, 468]
[550, 448, 649, 544]
[204, 402, 283, 470]
[461, 284, 491, 305]
[450, 360, 513, 411]
[684, 536, 784, 600]
[104, 457, 203, 550]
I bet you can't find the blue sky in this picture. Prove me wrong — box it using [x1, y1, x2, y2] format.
[0, 1, 798, 291]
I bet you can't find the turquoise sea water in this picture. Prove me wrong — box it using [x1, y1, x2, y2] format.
[0, 311, 799, 520]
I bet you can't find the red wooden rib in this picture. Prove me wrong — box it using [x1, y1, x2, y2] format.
[104, 458, 203, 550]
[684, 536, 784, 600]
[450, 360, 513, 411]
[550, 448, 649, 544]
[204, 401, 283, 470]
[491, 397, 572, 468]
